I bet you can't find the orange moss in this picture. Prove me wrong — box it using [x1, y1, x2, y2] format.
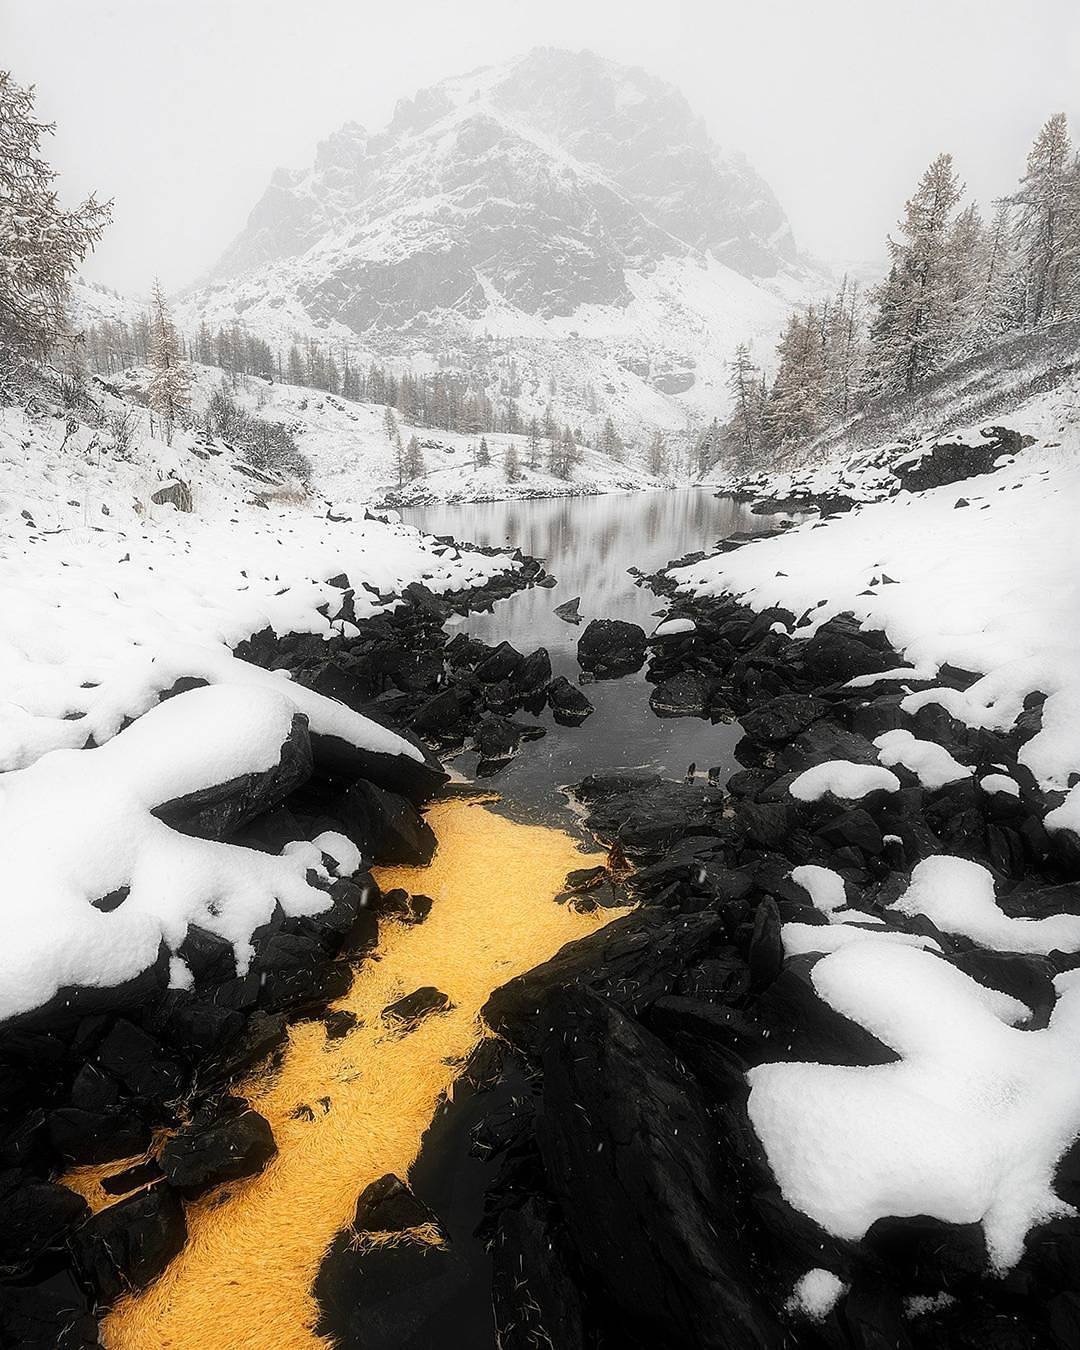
[101, 797, 618, 1350]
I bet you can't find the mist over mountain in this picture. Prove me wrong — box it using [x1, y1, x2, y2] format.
[182, 48, 824, 436]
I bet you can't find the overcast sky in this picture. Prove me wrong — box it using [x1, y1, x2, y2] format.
[6, 0, 1079, 295]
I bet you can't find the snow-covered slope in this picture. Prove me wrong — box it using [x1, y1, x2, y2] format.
[179, 48, 825, 443]
[673, 376, 1080, 828]
[116, 361, 664, 506]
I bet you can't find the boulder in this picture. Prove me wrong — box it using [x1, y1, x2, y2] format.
[382, 986, 451, 1030]
[577, 618, 647, 677]
[154, 713, 313, 840]
[649, 671, 710, 717]
[70, 1184, 186, 1303]
[534, 992, 779, 1349]
[553, 596, 582, 624]
[160, 1107, 276, 1197]
[334, 779, 437, 866]
[0, 1172, 89, 1268]
[352, 1173, 441, 1234]
[739, 694, 829, 745]
[0, 1268, 98, 1349]
[545, 676, 593, 726]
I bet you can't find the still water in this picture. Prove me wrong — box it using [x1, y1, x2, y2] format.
[401, 488, 790, 812]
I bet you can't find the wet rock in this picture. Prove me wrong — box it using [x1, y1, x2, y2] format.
[553, 596, 582, 623]
[545, 676, 593, 726]
[409, 685, 474, 740]
[95, 1019, 184, 1103]
[649, 670, 710, 717]
[518, 647, 552, 691]
[474, 641, 525, 683]
[580, 776, 729, 854]
[739, 694, 829, 745]
[70, 1184, 187, 1303]
[336, 779, 437, 866]
[474, 714, 526, 763]
[534, 992, 779, 1349]
[382, 986, 452, 1030]
[46, 1106, 152, 1167]
[0, 1268, 98, 1349]
[0, 1172, 90, 1269]
[484, 908, 726, 1057]
[646, 996, 761, 1101]
[160, 1107, 276, 1197]
[307, 732, 447, 807]
[577, 618, 647, 677]
[353, 1173, 442, 1234]
[800, 616, 894, 682]
[376, 888, 433, 925]
[491, 1197, 589, 1350]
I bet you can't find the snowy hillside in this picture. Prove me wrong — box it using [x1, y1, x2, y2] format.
[110, 362, 663, 506]
[177, 48, 825, 443]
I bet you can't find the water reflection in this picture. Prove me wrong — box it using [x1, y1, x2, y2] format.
[401, 489, 785, 816]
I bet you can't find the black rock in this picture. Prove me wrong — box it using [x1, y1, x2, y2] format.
[474, 641, 525, 683]
[337, 779, 437, 865]
[740, 694, 829, 745]
[70, 1184, 187, 1303]
[0, 1171, 90, 1268]
[377, 888, 433, 925]
[382, 986, 452, 1030]
[534, 992, 779, 1349]
[95, 1018, 184, 1102]
[577, 618, 647, 677]
[649, 670, 710, 717]
[545, 676, 593, 726]
[0, 1268, 98, 1349]
[155, 711, 313, 840]
[491, 1197, 589, 1350]
[47, 1106, 152, 1167]
[160, 1107, 276, 1197]
[553, 596, 582, 623]
[484, 907, 726, 1057]
[352, 1173, 441, 1233]
[518, 647, 552, 691]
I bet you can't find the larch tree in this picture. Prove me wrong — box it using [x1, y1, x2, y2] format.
[723, 344, 766, 468]
[0, 70, 112, 358]
[403, 434, 424, 481]
[867, 153, 966, 393]
[526, 415, 542, 470]
[1011, 113, 1078, 324]
[504, 442, 521, 482]
[147, 280, 191, 441]
[762, 307, 827, 450]
[647, 428, 668, 477]
[475, 435, 491, 467]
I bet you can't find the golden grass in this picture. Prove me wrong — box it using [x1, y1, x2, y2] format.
[100, 796, 615, 1350]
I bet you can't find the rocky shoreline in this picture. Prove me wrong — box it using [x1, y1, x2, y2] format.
[0, 547, 577, 1348]
[465, 543, 1080, 1348]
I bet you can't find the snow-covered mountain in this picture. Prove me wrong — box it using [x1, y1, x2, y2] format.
[179, 48, 825, 441]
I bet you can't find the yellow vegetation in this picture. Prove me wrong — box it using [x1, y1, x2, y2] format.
[100, 796, 615, 1350]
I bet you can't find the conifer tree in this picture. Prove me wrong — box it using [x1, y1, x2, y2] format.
[476, 435, 491, 467]
[724, 344, 766, 466]
[762, 307, 826, 449]
[866, 153, 966, 393]
[647, 428, 668, 477]
[0, 71, 112, 357]
[1011, 113, 1078, 324]
[147, 280, 190, 441]
[404, 434, 424, 481]
[526, 416, 542, 470]
[504, 442, 521, 482]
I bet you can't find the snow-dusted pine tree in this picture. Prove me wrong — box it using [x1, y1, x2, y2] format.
[724, 343, 766, 467]
[404, 434, 424, 481]
[866, 153, 966, 393]
[503, 442, 521, 482]
[762, 307, 827, 449]
[147, 281, 191, 441]
[647, 428, 668, 477]
[1011, 114, 1078, 324]
[0, 71, 111, 358]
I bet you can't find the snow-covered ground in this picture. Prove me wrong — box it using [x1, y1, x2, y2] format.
[116, 362, 662, 508]
[0, 373, 518, 1017]
[668, 375, 1080, 1282]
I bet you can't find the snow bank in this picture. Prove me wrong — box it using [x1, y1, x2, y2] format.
[0, 686, 361, 1021]
[0, 399, 516, 774]
[748, 942, 1080, 1270]
[670, 403, 1080, 818]
[788, 761, 901, 803]
[891, 855, 1080, 955]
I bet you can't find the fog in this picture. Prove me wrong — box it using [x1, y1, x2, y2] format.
[6, 0, 1079, 294]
